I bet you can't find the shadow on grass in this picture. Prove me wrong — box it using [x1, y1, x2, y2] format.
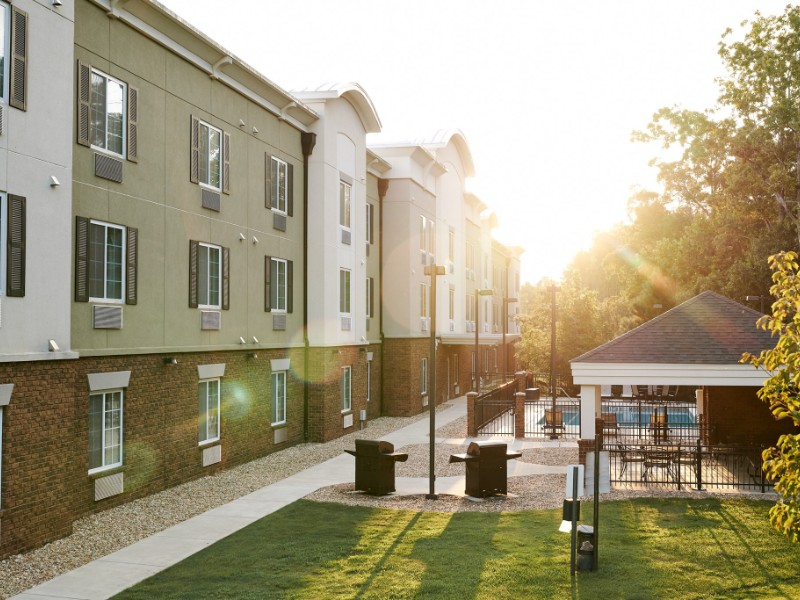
[112, 498, 800, 600]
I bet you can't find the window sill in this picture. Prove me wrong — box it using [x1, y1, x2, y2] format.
[90, 146, 126, 161]
[271, 422, 287, 430]
[199, 438, 220, 448]
[88, 464, 124, 479]
[341, 409, 352, 415]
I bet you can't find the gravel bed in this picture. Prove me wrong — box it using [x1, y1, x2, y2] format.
[0, 404, 779, 598]
[0, 407, 447, 599]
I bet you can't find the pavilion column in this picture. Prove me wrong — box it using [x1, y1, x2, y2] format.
[580, 384, 601, 439]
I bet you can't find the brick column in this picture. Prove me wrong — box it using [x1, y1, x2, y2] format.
[467, 392, 478, 437]
[578, 439, 595, 466]
[515, 392, 525, 438]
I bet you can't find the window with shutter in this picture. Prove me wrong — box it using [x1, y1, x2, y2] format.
[191, 241, 227, 310]
[74, 217, 136, 305]
[78, 66, 128, 159]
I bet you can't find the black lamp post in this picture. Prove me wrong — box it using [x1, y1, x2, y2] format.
[474, 288, 494, 391]
[549, 285, 559, 437]
[424, 264, 445, 500]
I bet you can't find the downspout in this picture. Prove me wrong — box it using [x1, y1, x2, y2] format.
[377, 178, 389, 416]
[301, 132, 317, 442]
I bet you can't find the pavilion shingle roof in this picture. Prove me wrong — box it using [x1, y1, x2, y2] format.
[571, 291, 776, 365]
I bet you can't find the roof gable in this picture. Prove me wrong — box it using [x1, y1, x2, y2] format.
[572, 291, 775, 365]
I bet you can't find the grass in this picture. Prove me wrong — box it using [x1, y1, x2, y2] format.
[114, 497, 800, 599]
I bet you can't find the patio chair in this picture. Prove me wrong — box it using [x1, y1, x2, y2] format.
[649, 413, 669, 443]
[601, 412, 619, 436]
[618, 444, 646, 477]
[543, 408, 565, 436]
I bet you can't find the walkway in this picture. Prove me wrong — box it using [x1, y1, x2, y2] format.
[12, 397, 574, 600]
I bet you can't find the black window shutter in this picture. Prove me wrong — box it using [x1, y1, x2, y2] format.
[287, 163, 294, 217]
[189, 116, 199, 183]
[75, 216, 89, 302]
[9, 6, 27, 111]
[222, 131, 231, 195]
[265, 154, 273, 209]
[127, 85, 138, 163]
[7, 195, 25, 297]
[188, 239, 198, 308]
[77, 61, 91, 147]
[287, 259, 293, 313]
[264, 255, 271, 311]
[221, 246, 230, 310]
[126, 226, 138, 305]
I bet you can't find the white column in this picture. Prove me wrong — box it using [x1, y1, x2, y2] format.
[580, 384, 601, 439]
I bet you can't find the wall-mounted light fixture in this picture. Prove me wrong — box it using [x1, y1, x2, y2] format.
[248, 352, 258, 360]
[163, 357, 178, 366]
[53, 0, 62, 6]
[238, 233, 246, 242]
[48, 339, 59, 352]
[252, 336, 259, 344]
[239, 337, 246, 344]
[238, 119, 245, 128]
[252, 236, 259, 245]
[252, 126, 259, 135]
[49, 175, 60, 187]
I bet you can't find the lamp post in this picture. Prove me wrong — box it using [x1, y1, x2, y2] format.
[474, 288, 494, 391]
[549, 285, 559, 437]
[424, 264, 445, 500]
[745, 295, 767, 314]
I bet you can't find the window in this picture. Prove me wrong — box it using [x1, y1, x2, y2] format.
[88, 390, 123, 473]
[2, 193, 26, 298]
[189, 241, 229, 310]
[448, 229, 455, 265]
[419, 216, 435, 258]
[341, 366, 351, 412]
[466, 243, 475, 280]
[198, 379, 220, 444]
[268, 257, 289, 313]
[90, 70, 126, 157]
[190, 117, 229, 194]
[366, 359, 372, 402]
[339, 181, 351, 229]
[449, 286, 455, 320]
[78, 62, 137, 161]
[420, 283, 428, 319]
[483, 348, 490, 373]
[270, 157, 289, 213]
[76, 216, 136, 305]
[366, 276, 374, 318]
[366, 203, 374, 244]
[1, 2, 27, 110]
[339, 268, 351, 314]
[471, 351, 477, 379]
[89, 220, 124, 302]
[421, 358, 428, 396]
[198, 243, 221, 308]
[271, 371, 286, 425]
[419, 216, 426, 253]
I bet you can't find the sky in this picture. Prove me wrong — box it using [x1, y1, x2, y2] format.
[159, 0, 792, 285]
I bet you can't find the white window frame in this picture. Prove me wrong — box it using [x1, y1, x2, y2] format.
[0, 3, 9, 103]
[421, 357, 428, 396]
[339, 181, 351, 229]
[420, 283, 428, 319]
[271, 257, 288, 313]
[198, 378, 221, 445]
[449, 286, 455, 321]
[271, 371, 287, 425]
[271, 157, 288, 214]
[448, 229, 455, 263]
[90, 68, 127, 159]
[341, 366, 352, 412]
[339, 268, 351, 315]
[198, 242, 222, 309]
[419, 215, 426, 253]
[198, 120, 222, 192]
[88, 219, 126, 303]
[88, 389, 123, 474]
[0, 193, 6, 295]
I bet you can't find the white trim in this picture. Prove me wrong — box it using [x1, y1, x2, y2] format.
[88, 389, 124, 474]
[88, 370, 131, 391]
[271, 370, 287, 426]
[0, 382, 12, 406]
[198, 378, 221, 445]
[89, 68, 128, 159]
[198, 242, 222, 309]
[571, 362, 771, 386]
[198, 363, 226, 379]
[88, 220, 127, 303]
[270, 257, 288, 313]
[271, 156, 289, 214]
[197, 120, 223, 192]
[270, 358, 290, 372]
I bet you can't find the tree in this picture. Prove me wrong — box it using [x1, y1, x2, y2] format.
[743, 251, 800, 542]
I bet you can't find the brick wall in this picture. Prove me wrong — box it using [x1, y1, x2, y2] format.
[705, 386, 798, 446]
[0, 348, 305, 560]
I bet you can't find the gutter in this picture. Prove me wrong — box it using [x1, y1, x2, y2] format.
[301, 132, 317, 441]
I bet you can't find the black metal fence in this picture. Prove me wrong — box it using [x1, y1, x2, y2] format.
[606, 441, 770, 492]
[600, 400, 705, 445]
[473, 378, 519, 436]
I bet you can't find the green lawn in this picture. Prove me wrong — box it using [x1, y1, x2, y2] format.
[114, 497, 800, 599]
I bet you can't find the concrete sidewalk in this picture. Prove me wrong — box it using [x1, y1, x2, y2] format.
[12, 397, 574, 600]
